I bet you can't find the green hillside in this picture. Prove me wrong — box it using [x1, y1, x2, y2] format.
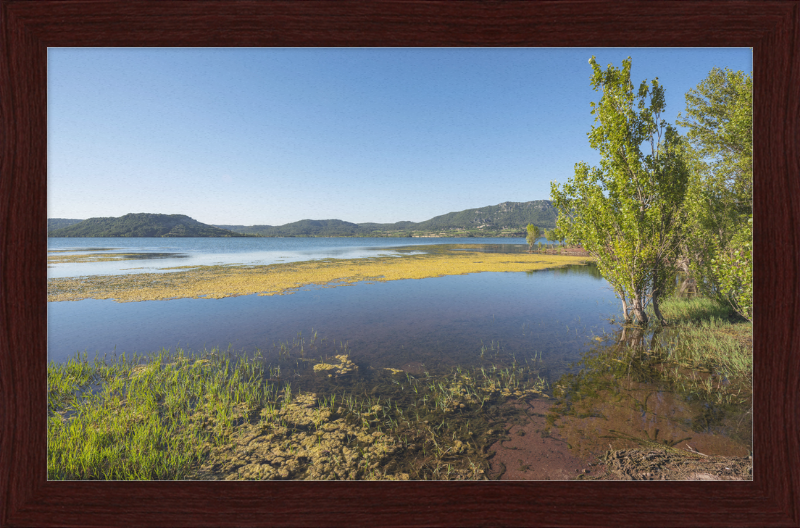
[215, 219, 362, 237]
[415, 201, 557, 231]
[216, 200, 557, 237]
[48, 218, 84, 233]
[48, 213, 245, 238]
[48, 201, 557, 238]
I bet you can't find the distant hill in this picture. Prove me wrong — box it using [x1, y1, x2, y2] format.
[216, 200, 558, 237]
[48, 213, 246, 238]
[214, 219, 361, 237]
[48, 218, 84, 233]
[48, 201, 557, 238]
[414, 201, 557, 231]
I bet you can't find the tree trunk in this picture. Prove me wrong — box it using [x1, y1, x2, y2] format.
[630, 294, 649, 326]
[620, 293, 632, 323]
[652, 293, 668, 326]
[676, 257, 696, 297]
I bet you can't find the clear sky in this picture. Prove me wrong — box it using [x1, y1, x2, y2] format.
[48, 48, 752, 226]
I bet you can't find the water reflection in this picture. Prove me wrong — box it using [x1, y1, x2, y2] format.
[46, 237, 530, 278]
[526, 262, 604, 280]
[48, 263, 618, 378]
[545, 325, 752, 459]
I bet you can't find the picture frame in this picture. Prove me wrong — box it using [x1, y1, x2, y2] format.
[1, 1, 796, 526]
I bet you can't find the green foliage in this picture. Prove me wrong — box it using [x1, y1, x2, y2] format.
[550, 56, 689, 325]
[676, 68, 752, 321]
[711, 217, 753, 320]
[677, 68, 752, 208]
[525, 223, 541, 250]
[49, 214, 245, 238]
[47, 218, 84, 233]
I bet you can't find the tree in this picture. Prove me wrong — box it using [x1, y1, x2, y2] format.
[550, 56, 690, 325]
[676, 68, 752, 321]
[526, 224, 541, 252]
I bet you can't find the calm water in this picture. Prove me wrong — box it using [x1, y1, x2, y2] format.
[48, 257, 619, 380]
[47, 238, 752, 459]
[47, 236, 557, 278]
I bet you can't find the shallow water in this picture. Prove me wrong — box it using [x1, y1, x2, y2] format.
[47, 240, 752, 466]
[546, 333, 753, 457]
[47, 237, 543, 278]
[48, 262, 619, 380]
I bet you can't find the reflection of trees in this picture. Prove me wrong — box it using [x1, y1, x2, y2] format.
[525, 262, 604, 279]
[545, 325, 752, 457]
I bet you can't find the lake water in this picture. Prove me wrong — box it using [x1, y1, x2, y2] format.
[47, 236, 559, 278]
[47, 237, 752, 465]
[47, 237, 619, 378]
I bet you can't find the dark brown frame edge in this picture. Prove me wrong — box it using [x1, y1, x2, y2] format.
[1, 1, 797, 527]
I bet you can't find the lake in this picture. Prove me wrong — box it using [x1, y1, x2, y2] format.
[47, 237, 618, 377]
[47, 237, 752, 474]
[47, 236, 560, 278]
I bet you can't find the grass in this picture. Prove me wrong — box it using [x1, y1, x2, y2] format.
[544, 295, 753, 461]
[657, 296, 743, 325]
[48, 348, 276, 480]
[48, 345, 550, 480]
[653, 296, 752, 382]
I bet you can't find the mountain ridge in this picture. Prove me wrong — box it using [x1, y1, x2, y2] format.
[215, 200, 557, 237]
[48, 201, 557, 238]
[48, 213, 245, 238]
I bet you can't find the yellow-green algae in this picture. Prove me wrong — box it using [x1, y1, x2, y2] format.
[312, 354, 358, 376]
[48, 250, 591, 302]
[193, 393, 406, 480]
[48, 346, 551, 480]
[189, 356, 550, 480]
[48, 252, 152, 264]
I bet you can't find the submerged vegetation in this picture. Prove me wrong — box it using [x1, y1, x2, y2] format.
[47, 295, 751, 481]
[48, 344, 550, 480]
[547, 296, 752, 479]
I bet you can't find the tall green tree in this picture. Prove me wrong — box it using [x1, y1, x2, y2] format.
[551, 57, 690, 325]
[676, 68, 752, 321]
[526, 224, 541, 252]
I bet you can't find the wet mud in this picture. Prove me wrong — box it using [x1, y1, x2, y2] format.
[488, 399, 593, 480]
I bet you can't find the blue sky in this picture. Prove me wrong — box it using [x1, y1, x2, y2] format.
[48, 48, 752, 226]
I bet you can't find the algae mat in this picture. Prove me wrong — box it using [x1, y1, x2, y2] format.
[47, 251, 592, 303]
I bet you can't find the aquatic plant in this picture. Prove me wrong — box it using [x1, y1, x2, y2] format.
[48, 343, 552, 481]
[47, 248, 591, 303]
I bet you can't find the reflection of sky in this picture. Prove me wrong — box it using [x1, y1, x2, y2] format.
[46, 237, 523, 278]
[47, 248, 429, 278]
[48, 263, 619, 380]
